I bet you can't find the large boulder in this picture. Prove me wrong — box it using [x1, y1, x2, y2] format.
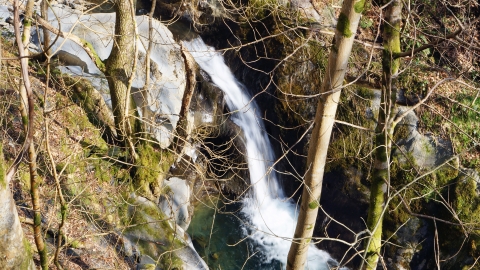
[33, 6, 186, 148]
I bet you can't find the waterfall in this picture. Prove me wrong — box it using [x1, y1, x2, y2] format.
[184, 38, 337, 269]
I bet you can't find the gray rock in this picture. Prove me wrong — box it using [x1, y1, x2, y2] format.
[137, 255, 159, 270]
[386, 217, 429, 270]
[0, 180, 35, 269]
[31, 6, 186, 148]
[124, 194, 207, 270]
[158, 177, 191, 230]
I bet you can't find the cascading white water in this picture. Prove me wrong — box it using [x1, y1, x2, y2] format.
[184, 38, 336, 269]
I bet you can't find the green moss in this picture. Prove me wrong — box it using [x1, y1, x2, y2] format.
[453, 176, 480, 223]
[337, 13, 353, 38]
[357, 87, 375, 99]
[449, 90, 480, 167]
[81, 39, 106, 72]
[141, 264, 156, 270]
[123, 196, 185, 269]
[360, 17, 373, 30]
[433, 161, 459, 187]
[22, 115, 28, 127]
[22, 19, 32, 28]
[20, 237, 33, 270]
[365, 160, 387, 268]
[354, 0, 365, 13]
[22, 20, 32, 44]
[162, 185, 173, 195]
[383, 16, 401, 74]
[56, 162, 76, 175]
[308, 200, 319, 209]
[94, 160, 113, 183]
[61, 75, 115, 139]
[70, 240, 82, 248]
[245, 0, 286, 19]
[159, 252, 183, 269]
[134, 143, 174, 198]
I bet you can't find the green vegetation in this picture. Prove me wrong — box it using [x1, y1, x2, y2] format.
[308, 200, 319, 209]
[453, 175, 480, 224]
[20, 237, 33, 270]
[123, 196, 184, 269]
[81, 39, 106, 72]
[450, 91, 480, 164]
[134, 142, 174, 198]
[337, 13, 353, 38]
[359, 17, 373, 29]
[354, 0, 366, 13]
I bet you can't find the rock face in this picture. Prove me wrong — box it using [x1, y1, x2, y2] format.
[395, 107, 455, 170]
[0, 149, 34, 270]
[0, 186, 35, 270]
[123, 194, 208, 270]
[385, 217, 431, 270]
[33, 6, 186, 148]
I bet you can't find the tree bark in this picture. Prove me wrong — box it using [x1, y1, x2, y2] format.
[286, 0, 366, 269]
[41, 0, 51, 56]
[362, 1, 402, 269]
[172, 44, 197, 156]
[105, 0, 137, 144]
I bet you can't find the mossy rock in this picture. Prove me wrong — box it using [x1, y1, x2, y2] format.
[134, 143, 175, 199]
[453, 171, 480, 224]
[122, 195, 185, 269]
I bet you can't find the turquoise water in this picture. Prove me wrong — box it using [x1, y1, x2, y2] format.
[188, 198, 283, 270]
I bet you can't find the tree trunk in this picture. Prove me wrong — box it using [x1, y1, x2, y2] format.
[18, 0, 35, 131]
[286, 0, 366, 269]
[105, 0, 137, 144]
[362, 1, 402, 269]
[172, 45, 196, 157]
[13, 2, 49, 268]
[41, 0, 51, 56]
[0, 144, 35, 270]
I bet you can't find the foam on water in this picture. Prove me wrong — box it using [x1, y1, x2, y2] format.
[184, 38, 336, 269]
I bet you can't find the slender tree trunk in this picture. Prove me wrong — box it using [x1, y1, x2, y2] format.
[287, 0, 366, 268]
[140, 0, 155, 129]
[18, 0, 35, 131]
[362, 1, 402, 269]
[41, 0, 51, 56]
[14, 2, 49, 268]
